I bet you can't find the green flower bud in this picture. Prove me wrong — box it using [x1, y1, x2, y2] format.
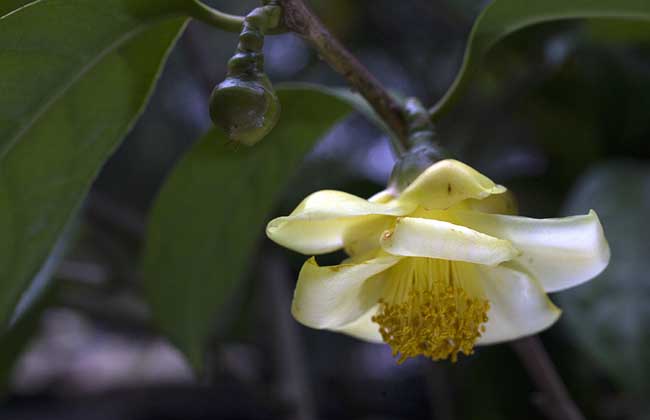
[209, 4, 281, 146]
[209, 74, 280, 146]
[227, 52, 262, 74]
[239, 29, 264, 52]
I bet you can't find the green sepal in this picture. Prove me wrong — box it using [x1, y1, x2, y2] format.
[388, 98, 449, 192]
[388, 142, 449, 193]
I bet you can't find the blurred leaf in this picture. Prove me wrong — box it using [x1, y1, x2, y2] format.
[431, 0, 650, 120]
[143, 85, 359, 372]
[586, 19, 650, 44]
[0, 0, 189, 328]
[10, 212, 79, 327]
[560, 160, 650, 395]
[0, 0, 32, 17]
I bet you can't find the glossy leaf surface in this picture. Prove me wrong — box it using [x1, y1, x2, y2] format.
[0, 0, 188, 326]
[143, 85, 359, 370]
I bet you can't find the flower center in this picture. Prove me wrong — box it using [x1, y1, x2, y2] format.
[371, 258, 489, 363]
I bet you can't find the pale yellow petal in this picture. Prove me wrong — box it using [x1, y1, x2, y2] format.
[380, 217, 519, 265]
[266, 190, 414, 255]
[336, 262, 561, 346]
[454, 210, 610, 292]
[463, 262, 562, 345]
[368, 189, 396, 203]
[342, 216, 394, 257]
[463, 189, 518, 215]
[291, 255, 401, 329]
[332, 305, 383, 343]
[396, 159, 506, 210]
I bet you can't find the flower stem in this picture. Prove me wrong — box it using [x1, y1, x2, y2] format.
[186, 0, 245, 33]
[280, 0, 409, 147]
[511, 336, 585, 420]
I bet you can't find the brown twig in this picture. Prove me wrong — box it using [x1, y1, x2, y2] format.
[280, 0, 409, 148]
[511, 336, 585, 420]
[262, 248, 317, 420]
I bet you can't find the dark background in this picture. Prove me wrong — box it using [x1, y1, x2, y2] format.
[1, 0, 649, 419]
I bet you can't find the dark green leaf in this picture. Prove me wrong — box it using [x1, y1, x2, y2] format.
[0, 0, 189, 327]
[431, 0, 650, 120]
[560, 160, 650, 395]
[586, 19, 650, 44]
[10, 211, 79, 327]
[0, 0, 32, 17]
[143, 85, 356, 371]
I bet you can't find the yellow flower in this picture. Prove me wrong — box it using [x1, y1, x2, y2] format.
[266, 159, 610, 363]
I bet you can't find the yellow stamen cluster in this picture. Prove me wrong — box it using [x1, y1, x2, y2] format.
[372, 258, 490, 363]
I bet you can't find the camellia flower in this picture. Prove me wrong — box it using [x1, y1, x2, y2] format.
[266, 159, 610, 363]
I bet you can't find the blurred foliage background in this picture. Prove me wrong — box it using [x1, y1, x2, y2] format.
[1, 0, 650, 419]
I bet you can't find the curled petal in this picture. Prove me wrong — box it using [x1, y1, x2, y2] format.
[291, 255, 401, 329]
[266, 190, 414, 255]
[333, 305, 383, 343]
[380, 217, 519, 266]
[397, 159, 506, 210]
[463, 189, 518, 215]
[454, 210, 610, 292]
[467, 262, 562, 345]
